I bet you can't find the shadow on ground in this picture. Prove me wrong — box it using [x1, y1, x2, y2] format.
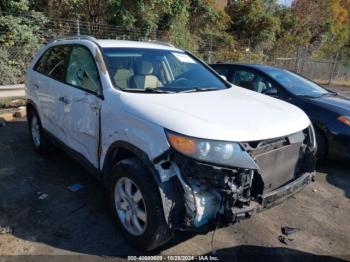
[318, 159, 350, 199]
[204, 245, 348, 262]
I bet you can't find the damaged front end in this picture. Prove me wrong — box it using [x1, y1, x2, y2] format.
[154, 126, 317, 231]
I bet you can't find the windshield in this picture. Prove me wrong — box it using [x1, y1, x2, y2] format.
[261, 67, 330, 97]
[102, 48, 227, 92]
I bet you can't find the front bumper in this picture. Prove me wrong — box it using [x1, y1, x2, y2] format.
[326, 119, 350, 159]
[155, 129, 316, 230]
[232, 172, 314, 220]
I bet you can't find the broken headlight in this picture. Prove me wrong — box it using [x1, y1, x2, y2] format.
[165, 130, 257, 169]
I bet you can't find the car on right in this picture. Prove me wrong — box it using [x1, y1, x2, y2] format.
[211, 63, 350, 161]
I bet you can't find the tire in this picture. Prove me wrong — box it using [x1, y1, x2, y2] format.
[28, 109, 52, 154]
[109, 157, 173, 251]
[315, 128, 327, 162]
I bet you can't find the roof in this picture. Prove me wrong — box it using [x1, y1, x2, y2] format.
[211, 62, 277, 70]
[50, 36, 181, 51]
[96, 39, 180, 51]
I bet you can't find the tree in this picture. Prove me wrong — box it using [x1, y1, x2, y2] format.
[0, 0, 47, 84]
[225, 0, 280, 51]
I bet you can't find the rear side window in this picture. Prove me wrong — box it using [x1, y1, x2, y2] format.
[66, 46, 101, 93]
[34, 46, 70, 81]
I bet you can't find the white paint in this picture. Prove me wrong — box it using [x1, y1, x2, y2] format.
[121, 86, 310, 142]
[26, 38, 311, 172]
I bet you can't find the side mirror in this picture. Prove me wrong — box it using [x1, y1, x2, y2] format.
[262, 87, 278, 96]
[220, 75, 227, 81]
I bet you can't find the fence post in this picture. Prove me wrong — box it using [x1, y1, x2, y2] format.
[328, 51, 339, 86]
[208, 36, 213, 64]
[294, 46, 300, 73]
[311, 61, 316, 80]
[76, 19, 80, 36]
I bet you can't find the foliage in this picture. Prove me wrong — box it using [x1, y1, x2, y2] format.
[225, 0, 280, 51]
[0, 0, 349, 84]
[0, 0, 47, 85]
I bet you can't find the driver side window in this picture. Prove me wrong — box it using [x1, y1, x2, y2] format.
[66, 46, 101, 94]
[232, 69, 275, 94]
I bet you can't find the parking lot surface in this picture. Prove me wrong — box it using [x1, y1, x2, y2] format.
[0, 118, 349, 261]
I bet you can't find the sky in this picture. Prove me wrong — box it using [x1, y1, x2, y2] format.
[278, 0, 293, 6]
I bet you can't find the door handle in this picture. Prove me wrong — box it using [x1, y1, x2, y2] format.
[58, 96, 69, 104]
[34, 84, 40, 89]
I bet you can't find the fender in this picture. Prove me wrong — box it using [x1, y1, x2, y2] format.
[102, 141, 184, 228]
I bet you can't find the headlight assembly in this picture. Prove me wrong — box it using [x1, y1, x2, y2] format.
[165, 130, 257, 169]
[338, 116, 350, 127]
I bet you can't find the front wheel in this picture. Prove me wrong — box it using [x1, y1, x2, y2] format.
[109, 158, 173, 251]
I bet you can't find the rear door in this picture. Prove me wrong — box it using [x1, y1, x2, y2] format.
[32, 45, 70, 137]
[56, 45, 102, 168]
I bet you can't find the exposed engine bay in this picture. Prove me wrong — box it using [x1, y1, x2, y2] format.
[154, 127, 317, 230]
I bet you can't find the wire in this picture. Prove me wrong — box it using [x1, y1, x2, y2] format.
[210, 197, 224, 255]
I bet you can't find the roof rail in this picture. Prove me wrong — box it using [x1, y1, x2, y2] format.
[147, 40, 174, 48]
[48, 35, 98, 44]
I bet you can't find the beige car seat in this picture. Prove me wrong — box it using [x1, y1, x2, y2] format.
[129, 61, 162, 89]
[114, 68, 133, 89]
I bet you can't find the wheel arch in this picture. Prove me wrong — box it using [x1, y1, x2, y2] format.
[102, 141, 161, 187]
[102, 141, 184, 228]
[26, 99, 40, 120]
[312, 121, 329, 159]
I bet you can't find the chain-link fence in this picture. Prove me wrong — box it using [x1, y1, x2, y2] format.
[1, 15, 349, 86]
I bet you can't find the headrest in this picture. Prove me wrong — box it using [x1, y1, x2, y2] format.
[135, 61, 153, 75]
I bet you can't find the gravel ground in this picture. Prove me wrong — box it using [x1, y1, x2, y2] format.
[0, 118, 349, 262]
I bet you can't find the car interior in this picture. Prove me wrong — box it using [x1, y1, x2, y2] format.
[233, 70, 272, 93]
[111, 56, 166, 89]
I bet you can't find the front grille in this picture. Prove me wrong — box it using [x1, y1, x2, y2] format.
[242, 137, 288, 157]
[242, 131, 306, 193]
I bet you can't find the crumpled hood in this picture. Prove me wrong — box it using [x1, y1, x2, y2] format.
[121, 87, 310, 142]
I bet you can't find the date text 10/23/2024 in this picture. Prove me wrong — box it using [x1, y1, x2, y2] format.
[127, 255, 219, 261]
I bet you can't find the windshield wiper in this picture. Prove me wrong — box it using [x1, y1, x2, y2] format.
[319, 91, 338, 97]
[122, 88, 174, 93]
[178, 87, 219, 93]
[296, 92, 337, 98]
[144, 88, 174, 93]
[296, 94, 319, 98]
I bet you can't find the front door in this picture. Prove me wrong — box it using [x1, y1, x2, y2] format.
[57, 45, 102, 168]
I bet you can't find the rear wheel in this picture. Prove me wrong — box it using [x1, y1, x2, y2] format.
[109, 158, 173, 251]
[28, 110, 52, 154]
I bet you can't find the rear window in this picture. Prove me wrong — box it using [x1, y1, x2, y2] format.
[34, 46, 70, 81]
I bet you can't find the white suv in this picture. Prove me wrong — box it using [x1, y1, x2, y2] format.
[26, 36, 317, 250]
